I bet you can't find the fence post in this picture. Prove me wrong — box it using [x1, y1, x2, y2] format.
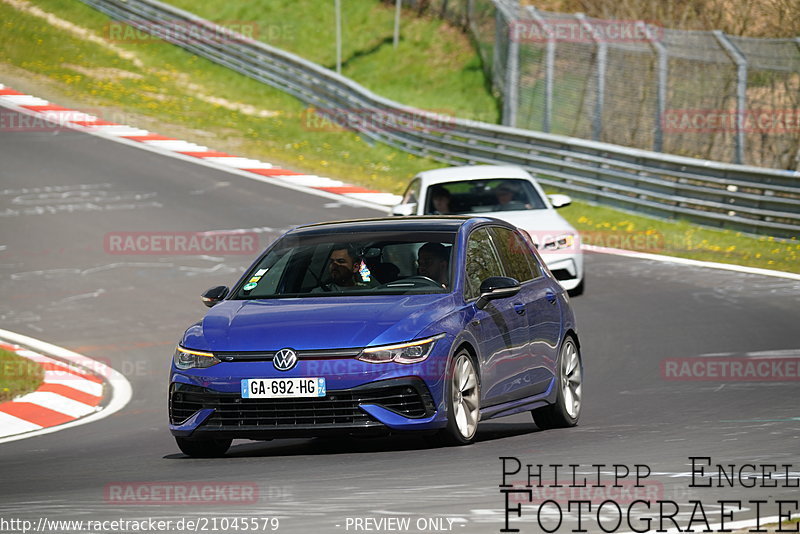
[575, 13, 606, 141]
[713, 30, 747, 165]
[529, 7, 554, 133]
[492, 6, 503, 94]
[502, 1, 519, 128]
[335, 0, 342, 74]
[641, 21, 667, 153]
[393, 0, 401, 49]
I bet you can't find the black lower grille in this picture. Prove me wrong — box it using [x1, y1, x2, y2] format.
[170, 380, 435, 428]
[170, 385, 205, 424]
[551, 268, 576, 281]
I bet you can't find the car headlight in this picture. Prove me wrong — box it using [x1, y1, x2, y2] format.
[173, 346, 220, 370]
[542, 233, 575, 251]
[357, 334, 445, 364]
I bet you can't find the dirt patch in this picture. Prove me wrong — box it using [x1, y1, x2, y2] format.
[2, 0, 144, 67]
[159, 71, 281, 118]
[61, 64, 144, 81]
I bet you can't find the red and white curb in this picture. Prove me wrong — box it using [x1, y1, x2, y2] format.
[0, 83, 401, 209]
[0, 329, 132, 444]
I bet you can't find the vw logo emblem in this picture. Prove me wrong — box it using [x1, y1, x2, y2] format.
[273, 348, 298, 371]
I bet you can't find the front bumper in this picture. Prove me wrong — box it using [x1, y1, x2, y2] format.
[169, 377, 443, 439]
[541, 252, 584, 291]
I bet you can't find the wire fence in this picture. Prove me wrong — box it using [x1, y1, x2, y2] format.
[403, 0, 800, 171]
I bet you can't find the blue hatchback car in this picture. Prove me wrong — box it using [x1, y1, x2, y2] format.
[169, 217, 582, 456]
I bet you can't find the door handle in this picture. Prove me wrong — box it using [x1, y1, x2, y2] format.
[546, 291, 557, 305]
[513, 303, 526, 315]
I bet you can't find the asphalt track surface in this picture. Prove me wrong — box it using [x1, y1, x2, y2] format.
[0, 110, 798, 534]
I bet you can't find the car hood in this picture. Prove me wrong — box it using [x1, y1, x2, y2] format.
[182, 294, 456, 352]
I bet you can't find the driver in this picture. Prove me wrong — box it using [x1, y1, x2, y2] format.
[494, 181, 532, 210]
[417, 242, 450, 288]
[315, 244, 377, 292]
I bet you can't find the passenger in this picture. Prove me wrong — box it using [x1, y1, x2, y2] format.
[417, 242, 450, 287]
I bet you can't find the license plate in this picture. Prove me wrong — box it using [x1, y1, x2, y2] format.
[241, 378, 326, 399]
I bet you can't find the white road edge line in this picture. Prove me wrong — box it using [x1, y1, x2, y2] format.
[1, 85, 797, 282]
[587, 246, 800, 281]
[0, 328, 132, 444]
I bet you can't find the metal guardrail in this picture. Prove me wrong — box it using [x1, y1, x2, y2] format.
[79, 0, 800, 238]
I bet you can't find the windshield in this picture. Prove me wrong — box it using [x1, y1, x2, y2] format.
[424, 178, 547, 214]
[232, 230, 456, 299]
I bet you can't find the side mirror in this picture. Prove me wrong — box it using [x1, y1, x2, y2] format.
[389, 203, 417, 217]
[201, 285, 229, 307]
[475, 276, 521, 310]
[548, 194, 572, 209]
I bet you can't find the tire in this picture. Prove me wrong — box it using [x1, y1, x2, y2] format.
[435, 349, 481, 446]
[175, 436, 232, 458]
[532, 336, 582, 429]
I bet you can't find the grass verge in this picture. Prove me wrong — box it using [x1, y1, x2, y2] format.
[558, 202, 799, 274]
[164, 0, 500, 122]
[0, 348, 44, 403]
[1, 0, 797, 274]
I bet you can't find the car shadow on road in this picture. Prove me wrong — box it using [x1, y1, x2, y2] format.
[162, 421, 541, 459]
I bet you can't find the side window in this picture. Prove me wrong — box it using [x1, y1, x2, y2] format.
[402, 178, 421, 205]
[489, 227, 540, 282]
[464, 228, 504, 300]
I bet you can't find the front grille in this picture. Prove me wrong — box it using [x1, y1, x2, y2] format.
[170, 380, 435, 428]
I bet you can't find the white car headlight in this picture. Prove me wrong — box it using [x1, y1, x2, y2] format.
[173, 346, 220, 370]
[542, 233, 576, 251]
[357, 334, 445, 364]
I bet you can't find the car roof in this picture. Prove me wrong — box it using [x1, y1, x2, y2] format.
[289, 216, 504, 236]
[415, 165, 535, 186]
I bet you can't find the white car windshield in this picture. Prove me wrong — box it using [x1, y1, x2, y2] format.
[424, 179, 547, 215]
